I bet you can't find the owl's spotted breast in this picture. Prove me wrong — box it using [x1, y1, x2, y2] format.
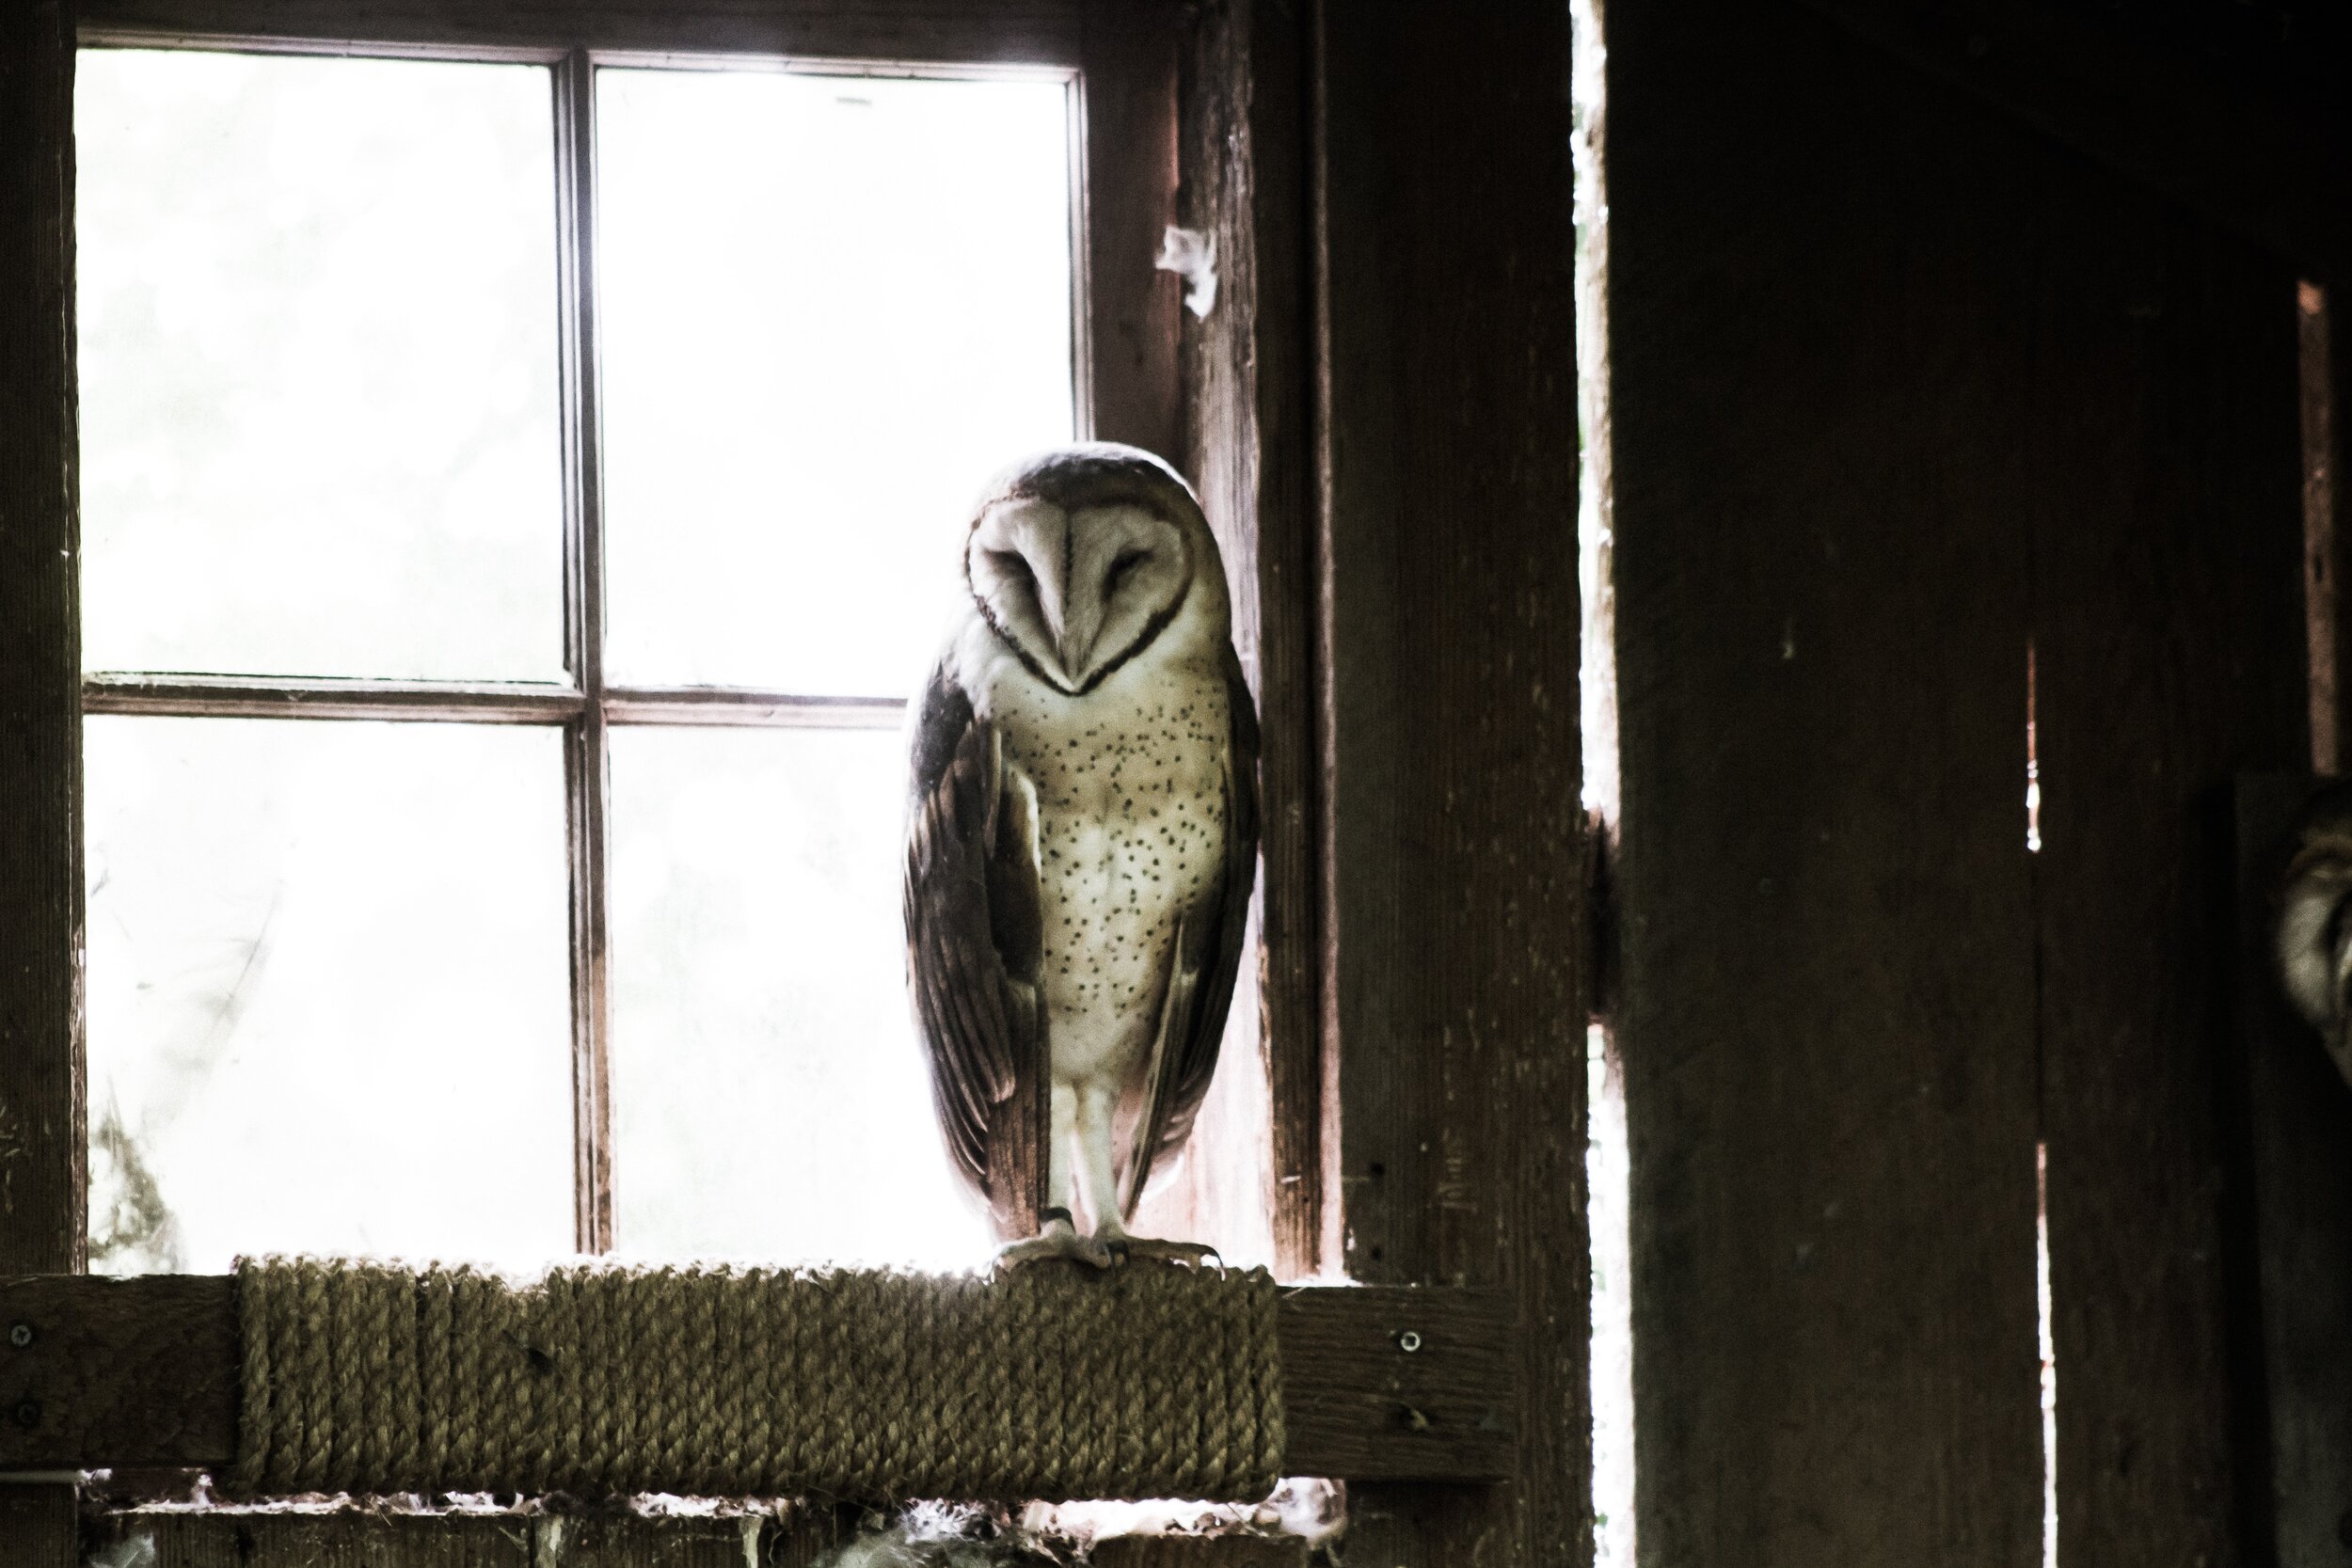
[993, 654, 1232, 1084]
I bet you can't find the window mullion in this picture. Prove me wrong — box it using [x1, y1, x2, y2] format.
[557, 46, 616, 1257]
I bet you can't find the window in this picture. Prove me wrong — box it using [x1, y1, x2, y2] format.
[74, 35, 1261, 1278]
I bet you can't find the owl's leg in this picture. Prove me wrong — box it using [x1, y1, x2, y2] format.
[1075, 1083, 1217, 1270]
[993, 1082, 1114, 1271]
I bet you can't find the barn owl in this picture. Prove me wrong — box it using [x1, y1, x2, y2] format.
[2276, 783, 2352, 1091]
[904, 444, 1258, 1267]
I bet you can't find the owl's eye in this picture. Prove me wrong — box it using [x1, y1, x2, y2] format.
[1104, 548, 1150, 590]
[989, 550, 1035, 590]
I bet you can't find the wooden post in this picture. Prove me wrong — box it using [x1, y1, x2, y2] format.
[1610, 2, 2312, 1563]
[2305, 281, 2352, 776]
[1609, 3, 2044, 1562]
[1080, 0, 1184, 464]
[0, 0, 86, 1562]
[1311, 3, 1589, 1563]
[2029, 203, 2304, 1568]
[1176, 0, 1324, 1281]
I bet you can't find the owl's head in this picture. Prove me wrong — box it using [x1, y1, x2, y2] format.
[2278, 784, 2352, 1091]
[963, 443, 1223, 695]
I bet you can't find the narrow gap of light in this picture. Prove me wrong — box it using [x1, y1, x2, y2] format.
[2038, 1139, 2058, 1568]
[1571, 0, 1634, 1560]
[1573, 0, 1618, 832]
[2026, 641, 2042, 854]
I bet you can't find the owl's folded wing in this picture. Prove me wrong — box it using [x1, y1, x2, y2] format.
[904, 661, 1046, 1219]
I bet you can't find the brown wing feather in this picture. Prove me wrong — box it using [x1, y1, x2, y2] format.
[1120, 646, 1263, 1214]
[903, 663, 1045, 1212]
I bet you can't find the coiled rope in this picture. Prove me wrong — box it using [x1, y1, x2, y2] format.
[231, 1257, 1283, 1502]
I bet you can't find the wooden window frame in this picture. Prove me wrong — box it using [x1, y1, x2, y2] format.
[2, 2, 1586, 1565]
[71, 2, 1182, 1261]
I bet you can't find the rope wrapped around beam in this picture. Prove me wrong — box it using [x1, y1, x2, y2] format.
[231, 1258, 1283, 1502]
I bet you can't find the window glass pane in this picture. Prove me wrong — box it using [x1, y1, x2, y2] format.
[597, 68, 1076, 698]
[608, 726, 993, 1268]
[85, 717, 575, 1274]
[75, 50, 564, 681]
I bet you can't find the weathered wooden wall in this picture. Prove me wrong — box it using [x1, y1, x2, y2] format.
[1610, 1, 2308, 1564]
[1313, 2, 1589, 1565]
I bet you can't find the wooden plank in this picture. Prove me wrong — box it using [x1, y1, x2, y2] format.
[1276, 1284, 1510, 1483]
[1311, 0, 1587, 1563]
[79, 1512, 1311, 1566]
[1076, 0, 1181, 463]
[1607, 3, 2043, 1563]
[1790, 0, 2352, 291]
[76, 0, 1083, 66]
[537, 1515, 763, 1568]
[2333, 285, 2352, 774]
[2233, 776, 2352, 1568]
[0, 1275, 1513, 1484]
[0, 1274, 237, 1468]
[0, 1490, 75, 1568]
[1089, 1537, 1307, 1568]
[83, 1513, 532, 1567]
[0, 1, 86, 1564]
[2027, 195, 2306, 1568]
[1234, 0, 1326, 1285]
[2301, 283, 2343, 775]
[1174, 0, 1322, 1279]
[0, 0, 84, 1294]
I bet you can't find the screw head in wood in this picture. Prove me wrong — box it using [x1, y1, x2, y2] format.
[1395, 1329, 1422, 1354]
[12, 1400, 37, 1429]
[8, 1323, 30, 1349]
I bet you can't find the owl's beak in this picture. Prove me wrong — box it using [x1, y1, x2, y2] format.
[1056, 591, 1103, 680]
[1057, 625, 1097, 680]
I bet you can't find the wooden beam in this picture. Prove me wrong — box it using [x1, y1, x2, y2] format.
[76, 0, 1083, 67]
[1174, 0, 1323, 1280]
[1609, 2, 2044, 1561]
[1790, 0, 2352, 289]
[1311, 0, 1588, 1562]
[0, 0, 84, 1305]
[0, 1275, 1513, 1485]
[1075, 0, 1181, 462]
[2027, 197, 2304, 1568]
[76, 1511, 1318, 1566]
[0, 0, 87, 1563]
[83, 1514, 535, 1567]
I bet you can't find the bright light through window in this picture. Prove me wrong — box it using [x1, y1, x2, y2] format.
[75, 50, 565, 684]
[596, 67, 1077, 698]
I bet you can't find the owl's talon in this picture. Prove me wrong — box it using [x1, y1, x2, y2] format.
[1100, 1238, 1221, 1271]
[993, 1221, 1117, 1273]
